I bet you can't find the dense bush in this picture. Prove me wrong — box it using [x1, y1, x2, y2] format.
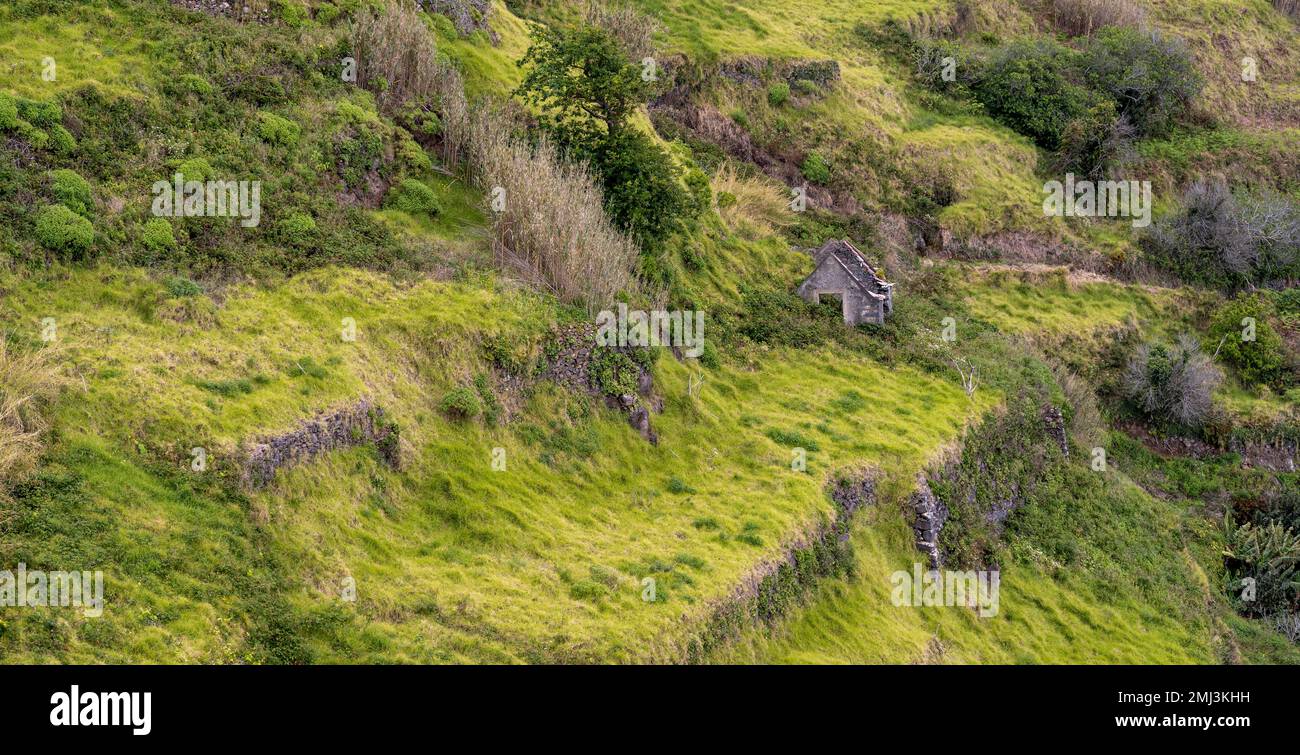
[48, 124, 76, 154]
[1079, 27, 1201, 138]
[767, 82, 790, 106]
[1122, 334, 1221, 427]
[255, 111, 301, 149]
[177, 157, 215, 183]
[1223, 517, 1300, 617]
[34, 204, 94, 258]
[800, 151, 832, 184]
[918, 28, 1198, 172]
[277, 212, 317, 247]
[330, 104, 389, 190]
[439, 386, 481, 419]
[140, 217, 176, 255]
[1145, 181, 1300, 288]
[1053, 100, 1134, 178]
[49, 169, 92, 217]
[0, 92, 17, 130]
[385, 178, 441, 216]
[1208, 294, 1287, 386]
[970, 38, 1097, 150]
[593, 130, 693, 251]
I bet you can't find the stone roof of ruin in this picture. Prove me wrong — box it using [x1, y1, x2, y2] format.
[808, 239, 893, 298]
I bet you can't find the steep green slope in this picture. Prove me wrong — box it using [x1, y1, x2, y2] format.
[2, 0, 1296, 664]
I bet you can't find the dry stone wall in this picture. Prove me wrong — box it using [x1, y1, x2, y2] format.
[241, 399, 399, 489]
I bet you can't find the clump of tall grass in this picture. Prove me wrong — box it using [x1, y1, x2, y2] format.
[1051, 361, 1105, 449]
[584, 1, 661, 61]
[1050, 0, 1145, 36]
[711, 163, 792, 239]
[350, 1, 637, 310]
[467, 108, 638, 310]
[350, 0, 470, 163]
[0, 338, 65, 484]
[1273, 0, 1300, 21]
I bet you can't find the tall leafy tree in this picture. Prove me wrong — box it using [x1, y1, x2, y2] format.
[515, 24, 697, 253]
[514, 25, 649, 156]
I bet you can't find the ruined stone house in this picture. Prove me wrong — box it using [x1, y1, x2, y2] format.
[796, 239, 894, 326]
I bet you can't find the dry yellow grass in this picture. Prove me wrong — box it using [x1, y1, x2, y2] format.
[712, 163, 794, 239]
[0, 337, 65, 483]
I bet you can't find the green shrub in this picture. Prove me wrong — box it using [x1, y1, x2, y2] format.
[590, 347, 639, 397]
[439, 386, 481, 420]
[473, 373, 502, 425]
[1080, 26, 1201, 137]
[277, 212, 317, 246]
[397, 136, 433, 174]
[35, 204, 94, 258]
[275, 0, 310, 27]
[683, 166, 712, 217]
[385, 178, 440, 215]
[17, 98, 61, 128]
[48, 124, 76, 154]
[255, 111, 301, 149]
[141, 217, 176, 255]
[698, 340, 720, 369]
[801, 151, 831, 184]
[1275, 288, 1300, 320]
[592, 130, 695, 252]
[177, 158, 215, 183]
[16, 121, 48, 150]
[49, 169, 92, 217]
[331, 105, 387, 189]
[767, 81, 790, 106]
[971, 38, 1098, 149]
[0, 93, 19, 129]
[1209, 294, 1286, 386]
[179, 74, 214, 96]
[166, 275, 203, 298]
[1054, 99, 1132, 178]
[316, 2, 341, 24]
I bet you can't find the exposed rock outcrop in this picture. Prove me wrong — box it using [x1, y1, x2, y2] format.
[1042, 404, 1069, 458]
[910, 473, 949, 569]
[535, 324, 660, 444]
[909, 402, 1070, 568]
[421, 0, 499, 43]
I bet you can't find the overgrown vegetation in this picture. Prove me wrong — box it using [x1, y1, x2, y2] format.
[3, 0, 1297, 666]
[1145, 180, 1300, 289]
[1123, 334, 1221, 428]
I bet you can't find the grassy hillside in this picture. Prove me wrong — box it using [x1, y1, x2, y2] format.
[2, 0, 1298, 664]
